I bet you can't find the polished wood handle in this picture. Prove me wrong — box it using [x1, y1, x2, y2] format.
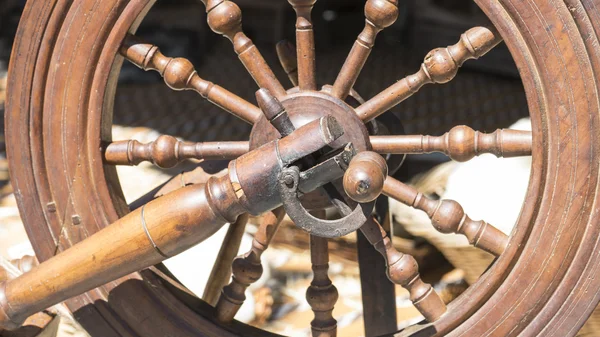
[104, 136, 249, 168]
[120, 34, 261, 124]
[357, 26, 502, 122]
[383, 177, 509, 256]
[343, 151, 388, 203]
[0, 176, 244, 330]
[370, 126, 532, 162]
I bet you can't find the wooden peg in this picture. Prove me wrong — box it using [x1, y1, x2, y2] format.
[343, 151, 388, 203]
[370, 126, 533, 162]
[202, 0, 287, 99]
[383, 177, 509, 256]
[356, 26, 503, 122]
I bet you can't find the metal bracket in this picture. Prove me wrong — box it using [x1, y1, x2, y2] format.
[278, 166, 371, 238]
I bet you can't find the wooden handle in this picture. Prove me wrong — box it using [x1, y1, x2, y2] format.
[343, 151, 388, 203]
[0, 176, 244, 330]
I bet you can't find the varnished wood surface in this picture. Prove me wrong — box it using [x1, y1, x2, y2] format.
[5, 0, 600, 336]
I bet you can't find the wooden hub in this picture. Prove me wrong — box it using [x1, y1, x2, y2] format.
[249, 91, 371, 152]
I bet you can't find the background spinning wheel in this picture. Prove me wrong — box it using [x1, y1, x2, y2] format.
[4, 0, 600, 336]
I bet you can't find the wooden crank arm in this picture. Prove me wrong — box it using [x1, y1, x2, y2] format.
[0, 116, 343, 331]
[0, 175, 244, 330]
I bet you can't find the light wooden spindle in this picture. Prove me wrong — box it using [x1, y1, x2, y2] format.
[370, 126, 532, 162]
[276, 40, 299, 86]
[203, 214, 250, 306]
[216, 208, 285, 322]
[360, 218, 446, 322]
[332, 0, 399, 99]
[356, 26, 503, 122]
[120, 34, 261, 124]
[104, 136, 249, 168]
[201, 0, 287, 99]
[383, 177, 509, 256]
[289, 0, 317, 90]
[307, 235, 338, 337]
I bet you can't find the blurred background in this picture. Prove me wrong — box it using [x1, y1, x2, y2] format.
[0, 1, 576, 337]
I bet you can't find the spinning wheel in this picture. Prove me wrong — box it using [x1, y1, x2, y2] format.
[3, 0, 600, 336]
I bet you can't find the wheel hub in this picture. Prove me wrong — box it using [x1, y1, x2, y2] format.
[249, 90, 371, 153]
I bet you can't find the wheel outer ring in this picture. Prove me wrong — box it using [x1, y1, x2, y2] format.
[5, 0, 600, 336]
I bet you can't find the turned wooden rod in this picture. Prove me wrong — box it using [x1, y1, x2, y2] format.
[201, 0, 287, 99]
[360, 218, 446, 322]
[0, 176, 244, 330]
[289, 0, 317, 90]
[370, 126, 532, 162]
[332, 0, 399, 99]
[356, 26, 503, 122]
[382, 177, 509, 256]
[276, 40, 299, 86]
[120, 34, 261, 124]
[216, 207, 285, 322]
[104, 136, 249, 168]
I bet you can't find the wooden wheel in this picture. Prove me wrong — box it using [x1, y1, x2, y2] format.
[4, 0, 600, 336]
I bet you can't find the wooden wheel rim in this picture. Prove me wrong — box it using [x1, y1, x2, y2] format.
[5, 0, 600, 336]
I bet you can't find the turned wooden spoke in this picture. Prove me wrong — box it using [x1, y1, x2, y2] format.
[383, 177, 509, 256]
[201, 0, 287, 99]
[120, 34, 261, 124]
[216, 208, 285, 322]
[203, 213, 250, 306]
[356, 26, 503, 122]
[276, 40, 299, 86]
[360, 218, 446, 322]
[289, 0, 317, 90]
[370, 126, 532, 162]
[332, 0, 399, 99]
[307, 235, 338, 337]
[104, 136, 249, 168]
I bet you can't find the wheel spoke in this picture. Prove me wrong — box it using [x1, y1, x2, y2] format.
[200, 0, 287, 99]
[203, 213, 250, 306]
[307, 234, 338, 337]
[276, 40, 299, 86]
[289, 1, 317, 90]
[120, 34, 261, 124]
[332, 0, 399, 99]
[370, 126, 532, 162]
[360, 217, 447, 322]
[216, 208, 286, 323]
[104, 136, 249, 168]
[356, 26, 503, 122]
[383, 176, 509, 256]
